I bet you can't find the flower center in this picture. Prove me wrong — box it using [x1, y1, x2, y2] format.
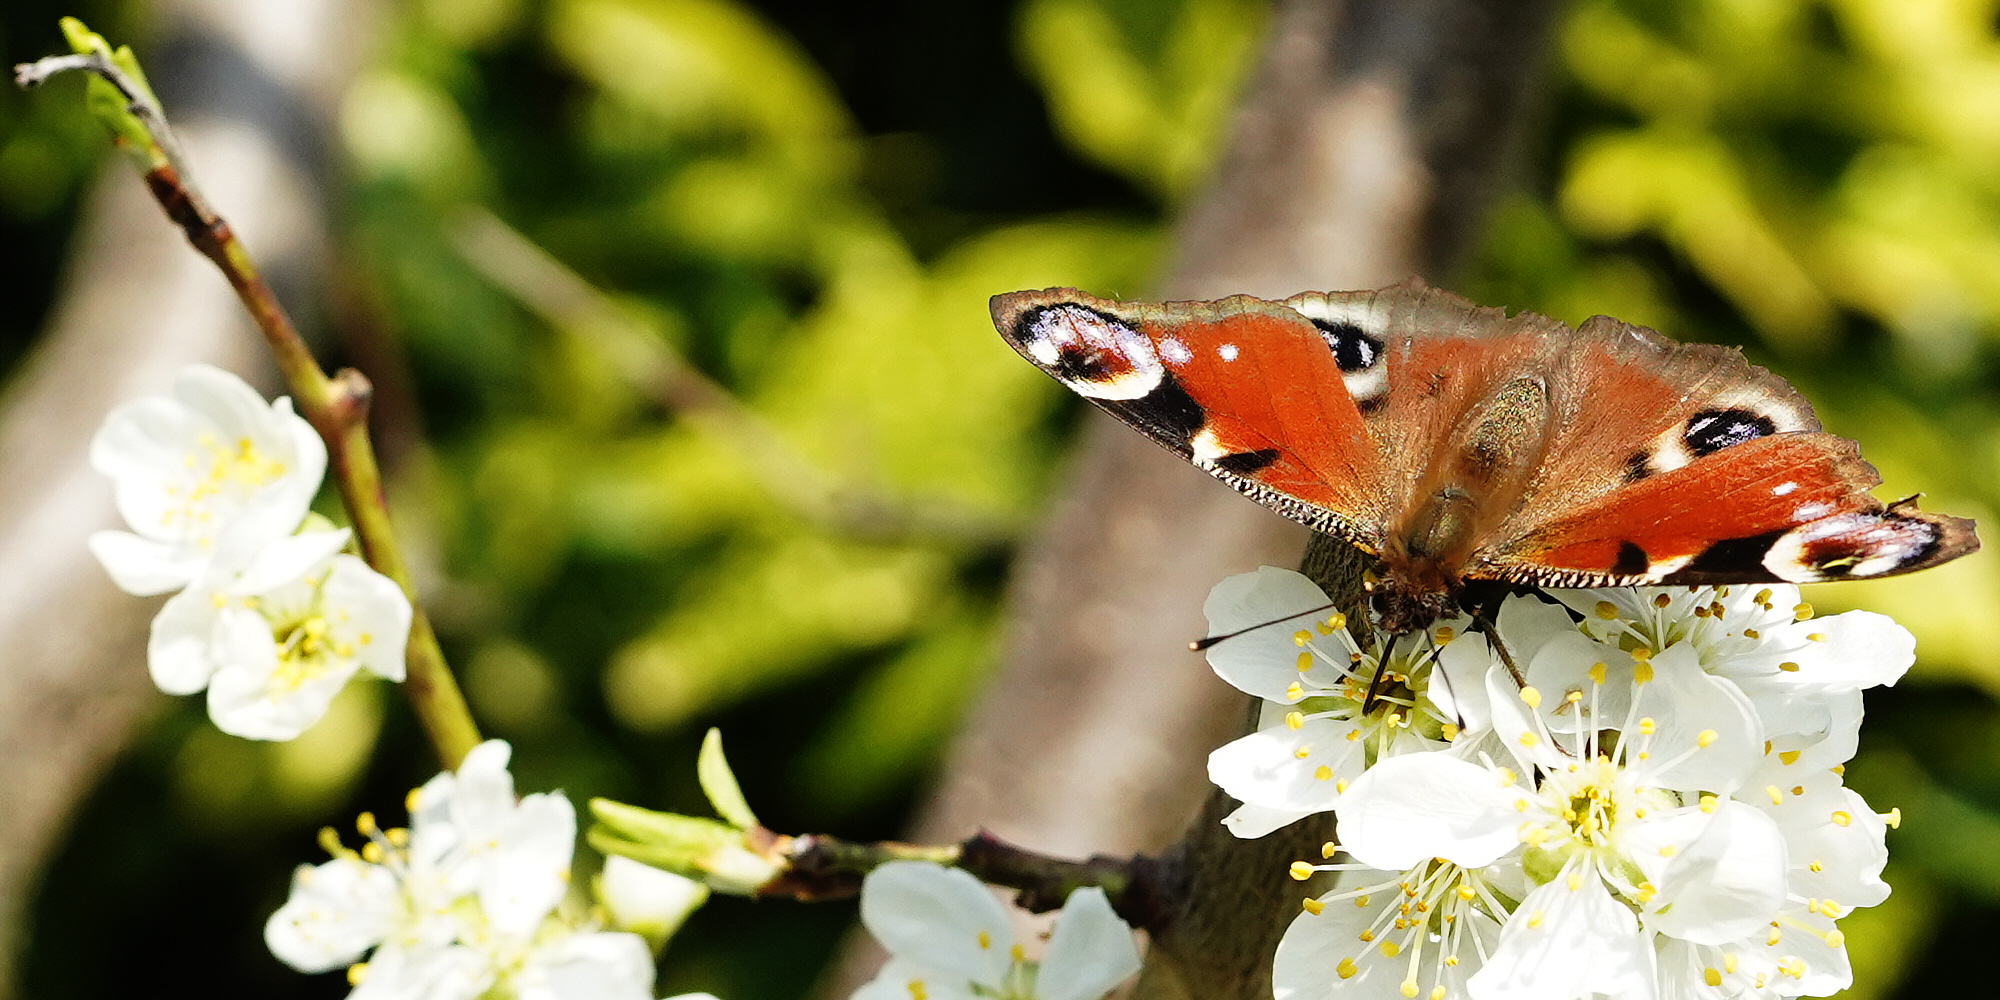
[164, 432, 287, 537]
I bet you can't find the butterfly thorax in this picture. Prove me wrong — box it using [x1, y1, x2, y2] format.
[1374, 374, 1556, 634]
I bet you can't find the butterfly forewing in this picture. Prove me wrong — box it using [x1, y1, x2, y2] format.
[991, 289, 1388, 549]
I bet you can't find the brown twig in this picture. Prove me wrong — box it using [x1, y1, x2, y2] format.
[16, 27, 481, 768]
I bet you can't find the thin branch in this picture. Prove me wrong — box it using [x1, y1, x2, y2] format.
[15, 30, 481, 769]
[446, 208, 1015, 547]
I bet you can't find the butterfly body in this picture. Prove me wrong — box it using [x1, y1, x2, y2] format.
[991, 280, 1978, 634]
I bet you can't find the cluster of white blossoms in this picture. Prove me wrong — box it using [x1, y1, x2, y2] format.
[1202, 567, 1904, 1000]
[90, 365, 411, 740]
[268, 740, 717, 1000]
[852, 861, 1142, 1000]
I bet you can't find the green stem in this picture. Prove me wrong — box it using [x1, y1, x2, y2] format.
[17, 24, 481, 768]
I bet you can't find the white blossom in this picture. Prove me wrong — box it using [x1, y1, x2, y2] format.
[1257, 585, 1901, 1000]
[1201, 568, 1500, 836]
[149, 527, 410, 740]
[89, 364, 326, 595]
[852, 861, 1140, 1000]
[267, 740, 664, 1000]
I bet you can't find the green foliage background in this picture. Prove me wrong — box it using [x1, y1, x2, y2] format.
[2, 0, 1998, 997]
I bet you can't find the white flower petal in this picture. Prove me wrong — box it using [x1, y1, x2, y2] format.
[1470, 874, 1653, 1000]
[1036, 887, 1140, 1000]
[230, 529, 350, 595]
[1206, 717, 1364, 817]
[350, 942, 491, 1000]
[514, 931, 657, 1000]
[265, 858, 400, 972]
[598, 855, 709, 941]
[859, 861, 1013, 989]
[147, 584, 223, 694]
[1629, 644, 1762, 795]
[1646, 801, 1788, 945]
[1336, 753, 1522, 870]
[1221, 802, 1316, 839]
[479, 791, 578, 935]
[322, 554, 413, 681]
[1202, 568, 1339, 702]
[88, 529, 200, 595]
[206, 607, 363, 741]
[851, 958, 980, 1000]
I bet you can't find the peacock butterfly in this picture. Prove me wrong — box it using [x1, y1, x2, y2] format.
[990, 279, 1979, 634]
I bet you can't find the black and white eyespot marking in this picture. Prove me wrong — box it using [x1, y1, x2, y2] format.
[1286, 297, 1391, 408]
[1011, 303, 1164, 401]
[1103, 371, 1206, 449]
[1763, 512, 1942, 581]
[1683, 408, 1778, 457]
[1311, 318, 1382, 373]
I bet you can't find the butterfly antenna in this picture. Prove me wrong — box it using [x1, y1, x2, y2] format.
[1359, 631, 1401, 714]
[1189, 601, 1340, 651]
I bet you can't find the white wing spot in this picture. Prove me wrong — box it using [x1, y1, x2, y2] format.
[1794, 502, 1833, 521]
[1773, 481, 1798, 496]
[1159, 337, 1192, 365]
[1218, 343, 1239, 362]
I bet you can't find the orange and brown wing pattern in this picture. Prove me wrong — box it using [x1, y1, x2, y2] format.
[1477, 433, 1978, 586]
[989, 288, 1390, 550]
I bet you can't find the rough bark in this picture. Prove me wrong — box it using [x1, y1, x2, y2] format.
[0, 1, 374, 992]
[861, 1, 1566, 999]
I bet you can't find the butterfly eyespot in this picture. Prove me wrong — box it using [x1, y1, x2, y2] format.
[1312, 319, 1383, 373]
[1683, 408, 1778, 457]
[1011, 303, 1164, 401]
[1763, 512, 1942, 581]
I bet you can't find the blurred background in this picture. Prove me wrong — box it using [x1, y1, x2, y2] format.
[1, 0, 1997, 997]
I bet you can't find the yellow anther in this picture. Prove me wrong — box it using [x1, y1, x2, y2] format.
[1778, 958, 1806, 979]
[1290, 862, 1315, 881]
[977, 931, 991, 950]
[1286, 681, 1305, 702]
[1328, 612, 1347, 631]
[1526, 910, 1545, 928]
[1401, 979, 1419, 998]
[1566, 873, 1581, 890]
[1379, 940, 1400, 958]
[1831, 810, 1852, 827]
[1703, 968, 1722, 987]
[1825, 929, 1845, 949]
[1565, 690, 1582, 704]
[1519, 686, 1542, 708]
[361, 841, 384, 864]
[1358, 929, 1375, 941]
[1724, 953, 1738, 974]
[1337, 958, 1359, 980]
[1296, 652, 1313, 672]
[357, 812, 379, 835]
[1294, 630, 1313, 646]
[1286, 711, 1305, 730]
[1658, 845, 1676, 857]
[1755, 588, 1773, 605]
[1884, 807, 1902, 829]
[1695, 729, 1718, 748]
[1429, 986, 1446, 1000]
[1456, 885, 1476, 901]
[1743, 628, 1759, 639]
[906, 979, 928, 1000]
[1295, 746, 1312, 759]
[1433, 625, 1455, 645]
[1633, 661, 1654, 684]
[1495, 767, 1516, 786]
[1806, 633, 1825, 642]
[1322, 841, 1340, 859]
[1778, 661, 1800, 672]
[1010, 944, 1025, 963]
[1794, 602, 1814, 620]
[1587, 662, 1606, 685]
[1699, 794, 1719, 814]
[1518, 731, 1540, 747]
[348, 963, 369, 986]
[1345, 729, 1362, 742]
[1630, 646, 1653, 661]
[1595, 601, 1619, 620]
[1442, 723, 1461, 740]
[1778, 750, 1801, 765]
[1637, 718, 1656, 735]
[1314, 765, 1334, 781]
[1765, 786, 1783, 805]
[1302, 897, 1326, 915]
[1808, 860, 1823, 872]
